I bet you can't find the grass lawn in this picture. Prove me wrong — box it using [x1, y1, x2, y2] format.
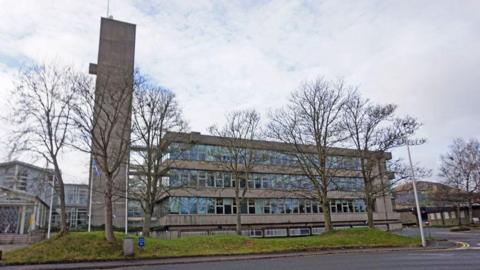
[2, 228, 419, 264]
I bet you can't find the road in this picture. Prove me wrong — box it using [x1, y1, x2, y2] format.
[106, 250, 480, 270]
[399, 227, 480, 248]
[103, 228, 480, 270]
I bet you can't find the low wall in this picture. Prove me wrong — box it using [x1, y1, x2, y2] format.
[0, 233, 45, 244]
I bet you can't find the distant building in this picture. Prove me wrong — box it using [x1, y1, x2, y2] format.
[0, 160, 89, 244]
[52, 184, 89, 230]
[393, 181, 479, 226]
[0, 161, 53, 242]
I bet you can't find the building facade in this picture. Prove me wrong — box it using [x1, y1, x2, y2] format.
[0, 161, 53, 241]
[52, 184, 89, 230]
[128, 132, 401, 234]
[394, 181, 479, 226]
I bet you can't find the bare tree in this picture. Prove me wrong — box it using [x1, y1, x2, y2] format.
[209, 109, 262, 235]
[267, 78, 348, 232]
[439, 138, 480, 224]
[9, 63, 77, 236]
[342, 92, 423, 228]
[72, 70, 133, 241]
[130, 74, 188, 236]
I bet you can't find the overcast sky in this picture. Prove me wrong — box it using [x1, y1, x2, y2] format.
[0, 0, 479, 184]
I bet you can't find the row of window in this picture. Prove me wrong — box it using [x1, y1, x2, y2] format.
[168, 143, 362, 170]
[167, 197, 367, 215]
[169, 169, 365, 192]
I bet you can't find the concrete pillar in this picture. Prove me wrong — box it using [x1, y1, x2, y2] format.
[19, 205, 26, 234]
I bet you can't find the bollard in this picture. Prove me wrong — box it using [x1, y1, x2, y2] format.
[123, 237, 134, 257]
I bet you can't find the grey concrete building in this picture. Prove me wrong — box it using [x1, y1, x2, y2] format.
[84, 17, 400, 234]
[0, 160, 90, 243]
[88, 17, 136, 228]
[0, 161, 53, 243]
[128, 132, 401, 235]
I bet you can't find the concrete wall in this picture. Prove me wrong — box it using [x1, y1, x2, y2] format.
[0, 233, 45, 244]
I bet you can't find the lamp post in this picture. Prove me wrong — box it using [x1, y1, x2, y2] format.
[47, 174, 56, 239]
[405, 141, 426, 247]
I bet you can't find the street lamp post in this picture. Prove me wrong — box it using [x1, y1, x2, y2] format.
[406, 142, 426, 247]
[47, 174, 56, 239]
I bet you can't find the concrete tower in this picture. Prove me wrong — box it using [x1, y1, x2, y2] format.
[88, 17, 136, 228]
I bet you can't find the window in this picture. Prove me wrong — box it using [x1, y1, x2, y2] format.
[223, 173, 231, 187]
[224, 198, 233, 214]
[264, 229, 288, 237]
[247, 176, 254, 189]
[215, 172, 223, 188]
[312, 201, 319, 213]
[189, 172, 197, 187]
[353, 199, 366, 213]
[254, 176, 261, 189]
[248, 199, 256, 214]
[169, 197, 179, 214]
[198, 171, 207, 187]
[169, 171, 181, 187]
[197, 198, 207, 214]
[263, 199, 271, 214]
[216, 198, 224, 214]
[262, 176, 272, 189]
[207, 198, 215, 214]
[181, 173, 189, 187]
[299, 199, 306, 213]
[207, 172, 215, 187]
[306, 200, 312, 213]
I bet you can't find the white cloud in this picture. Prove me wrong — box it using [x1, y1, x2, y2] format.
[0, 0, 479, 183]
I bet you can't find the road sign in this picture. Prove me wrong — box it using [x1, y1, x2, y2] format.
[138, 236, 145, 248]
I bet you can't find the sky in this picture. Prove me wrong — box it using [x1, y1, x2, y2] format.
[0, 0, 479, 184]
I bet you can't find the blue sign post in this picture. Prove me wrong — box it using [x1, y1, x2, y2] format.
[138, 236, 145, 249]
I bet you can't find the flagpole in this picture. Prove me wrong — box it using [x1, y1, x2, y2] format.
[47, 174, 55, 239]
[88, 158, 95, 232]
[125, 161, 129, 235]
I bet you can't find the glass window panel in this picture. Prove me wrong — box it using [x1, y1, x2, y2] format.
[215, 172, 223, 188]
[207, 172, 215, 187]
[198, 171, 206, 187]
[223, 173, 231, 187]
[197, 198, 206, 214]
[216, 198, 224, 214]
[207, 198, 215, 214]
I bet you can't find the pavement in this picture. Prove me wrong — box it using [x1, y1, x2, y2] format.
[1, 227, 479, 270]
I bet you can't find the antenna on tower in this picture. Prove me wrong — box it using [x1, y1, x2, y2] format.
[106, 0, 113, 19]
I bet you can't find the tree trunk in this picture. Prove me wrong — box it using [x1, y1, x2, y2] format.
[366, 195, 375, 229]
[322, 197, 333, 232]
[52, 159, 68, 236]
[235, 194, 241, 235]
[104, 174, 115, 242]
[143, 207, 152, 236]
